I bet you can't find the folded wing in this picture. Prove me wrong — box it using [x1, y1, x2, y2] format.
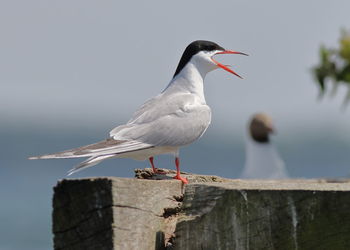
[110, 93, 211, 147]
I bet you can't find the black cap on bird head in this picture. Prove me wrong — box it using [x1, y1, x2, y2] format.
[173, 40, 247, 78]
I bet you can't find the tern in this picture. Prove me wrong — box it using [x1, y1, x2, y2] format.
[30, 40, 247, 183]
[241, 113, 288, 179]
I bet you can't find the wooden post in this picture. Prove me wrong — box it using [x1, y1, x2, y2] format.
[53, 177, 182, 250]
[52, 169, 350, 250]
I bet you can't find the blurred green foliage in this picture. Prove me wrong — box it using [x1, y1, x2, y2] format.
[313, 30, 350, 106]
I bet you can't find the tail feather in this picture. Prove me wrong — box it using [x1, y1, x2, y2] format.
[29, 138, 153, 160]
[67, 155, 115, 176]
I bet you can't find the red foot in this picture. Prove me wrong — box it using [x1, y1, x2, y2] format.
[173, 157, 188, 184]
[173, 175, 188, 184]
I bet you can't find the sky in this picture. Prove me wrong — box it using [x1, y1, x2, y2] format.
[1, 0, 349, 135]
[1, 1, 350, 249]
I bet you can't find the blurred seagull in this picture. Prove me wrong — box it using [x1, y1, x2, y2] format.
[240, 113, 288, 179]
[29, 40, 247, 184]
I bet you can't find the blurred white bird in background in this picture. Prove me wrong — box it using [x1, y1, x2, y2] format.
[240, 113, 288, 179]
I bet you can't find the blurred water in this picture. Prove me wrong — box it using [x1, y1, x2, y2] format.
[1, 124, 350, 250]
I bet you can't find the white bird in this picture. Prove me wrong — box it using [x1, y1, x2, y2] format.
[30, 40, 247, 183]
[241, 113, 288, 179]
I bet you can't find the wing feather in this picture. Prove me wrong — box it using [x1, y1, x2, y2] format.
[29, 138, 153, 159]
[67, 155, 114, 175]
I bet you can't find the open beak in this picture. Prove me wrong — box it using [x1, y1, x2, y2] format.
[211, 50, 248, 79]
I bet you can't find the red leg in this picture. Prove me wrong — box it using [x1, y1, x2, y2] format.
[149, 157, 165, 174]
[173, 157, 188, 184]
[149, 157, 156, 172]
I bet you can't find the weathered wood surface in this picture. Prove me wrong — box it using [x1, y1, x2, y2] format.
[175, 183, 350, 250]
[53, 177, 182, 250]
[53, 169, 350, 250]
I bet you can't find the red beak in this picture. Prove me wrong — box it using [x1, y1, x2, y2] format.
[211, 50, 248, 79]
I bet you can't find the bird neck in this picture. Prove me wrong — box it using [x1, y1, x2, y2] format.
[164, 62, 208, 103]
[245, 131, 275, 168]
[246, 132, 271, 148]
